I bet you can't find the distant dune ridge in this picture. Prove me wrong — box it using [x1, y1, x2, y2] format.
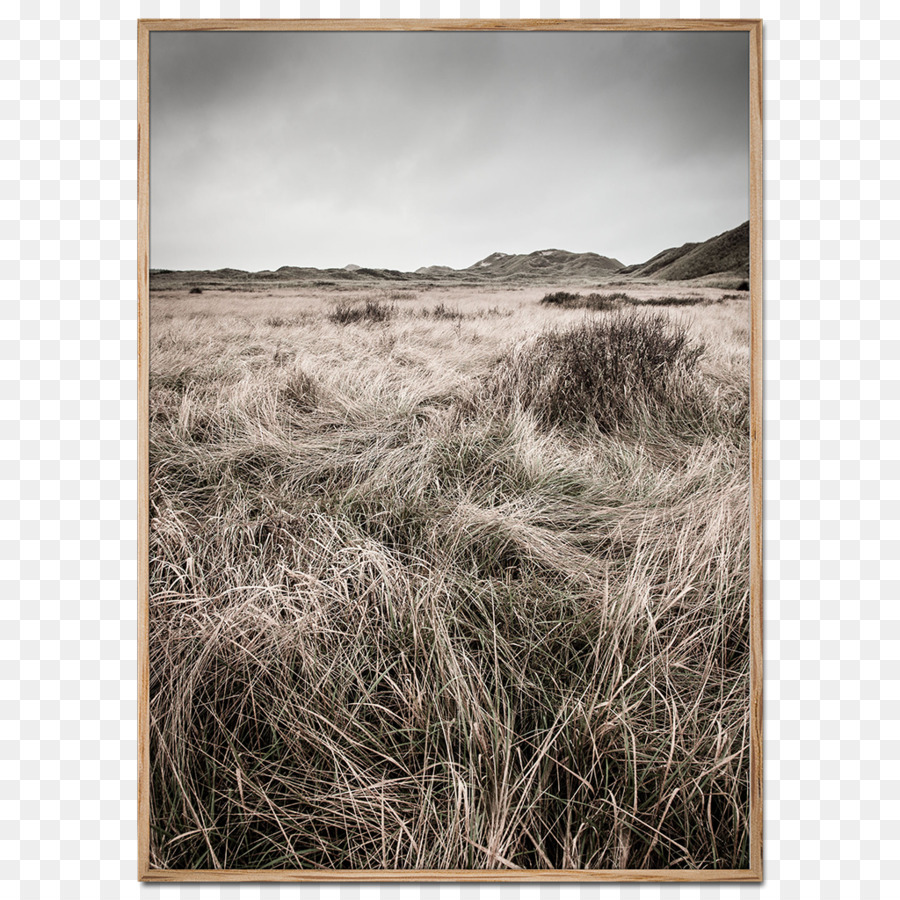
[414, 265, 455, 276]
[150, 221, 749, 288]
[464, 248, 624, 278]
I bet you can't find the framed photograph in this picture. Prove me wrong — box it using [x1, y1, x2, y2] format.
[138, 18, 762, 882]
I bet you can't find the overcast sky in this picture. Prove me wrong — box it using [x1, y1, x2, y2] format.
[150, 30, 749, 271]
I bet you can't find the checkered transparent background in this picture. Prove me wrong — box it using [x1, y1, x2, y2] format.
[1, 0, 898, 896]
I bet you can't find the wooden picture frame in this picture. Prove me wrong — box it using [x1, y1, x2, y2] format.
[139, 18, 762, 882]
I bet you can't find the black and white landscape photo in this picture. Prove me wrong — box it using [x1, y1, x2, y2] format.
[146, 26, 755, 874]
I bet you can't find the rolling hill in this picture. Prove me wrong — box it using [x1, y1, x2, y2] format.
[149, 222, 749, 289]
[465, 248, 623, 279]
[619, 221, 749, 282]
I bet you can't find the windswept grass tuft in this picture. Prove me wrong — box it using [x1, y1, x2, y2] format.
[264, 315, 294, 327]
[422, 302, 464, 321]
[492, 312, 705, 434]
[280, 366, 319, 411]
[329, 299, 396, 325]
[474, 305, 513, 319]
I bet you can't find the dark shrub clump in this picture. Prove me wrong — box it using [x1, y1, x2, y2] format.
[540, 291, 582, 305]
[540, 291, 721, 311]
[540, 291, 631, 311]
[637, 295, 712, 308]
[189, 287, 203, 294]
[736, 280, 750, 291]
[493, 312, 704, 433]
[328, 299, 395, 325]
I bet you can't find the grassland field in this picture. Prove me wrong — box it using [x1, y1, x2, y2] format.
[149, 282, 750, 871]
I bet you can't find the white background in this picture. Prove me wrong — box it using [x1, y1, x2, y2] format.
[1, 1, 898, 897]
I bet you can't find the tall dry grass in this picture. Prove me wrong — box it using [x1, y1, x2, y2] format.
[149, 284, 750, 870]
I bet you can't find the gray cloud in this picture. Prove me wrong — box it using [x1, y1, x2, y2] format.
[150, 30, 749, 271]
